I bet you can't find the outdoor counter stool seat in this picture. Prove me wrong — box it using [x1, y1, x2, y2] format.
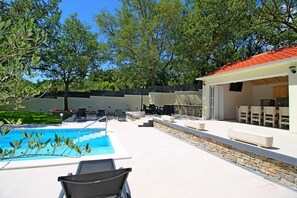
[238, 106, 249, 124]
[251, 106, 262, 125]
[279, 107, 289, 129]
[263, 106, 276, 127]
[58, 159, 132, 198]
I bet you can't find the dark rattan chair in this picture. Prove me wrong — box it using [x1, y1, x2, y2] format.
[76, 108, 87, 121]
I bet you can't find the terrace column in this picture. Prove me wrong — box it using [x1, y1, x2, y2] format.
[288, 71, 297, 133]
[202, 84, 210, 119]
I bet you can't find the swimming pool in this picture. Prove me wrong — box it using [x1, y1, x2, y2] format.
[0, 127, 114, 161]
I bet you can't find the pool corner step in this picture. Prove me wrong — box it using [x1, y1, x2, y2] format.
[73, 132, 105, 143]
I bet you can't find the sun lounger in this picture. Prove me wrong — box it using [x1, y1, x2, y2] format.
[76, 108, 87, 121]
[97, 109, 106, 118]
[58, 159, 132, 198]
[115, 109, 126, 121]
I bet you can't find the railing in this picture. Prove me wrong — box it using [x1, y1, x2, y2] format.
[97, 116, 108, 135]
[83, 116, 108, 135]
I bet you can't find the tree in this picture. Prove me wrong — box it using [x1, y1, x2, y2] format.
[80, 69, 120, 91]
[1, 0, 63, 68]
[172, 0, 265, 78]
[38, 14, 104, 111]
[0, 14, 46, 108]
[95, 0, 296, 85]
[176, 0, 297, 78]
[0, 0, 62, 108]
[255, 0, 297, 48]
[0, 2, 90, 166]
[96, 0, 183, 87]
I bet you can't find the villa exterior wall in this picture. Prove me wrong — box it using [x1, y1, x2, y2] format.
[148, 92, 176, 106]
[129, 91, 202, 108]
[124, 95, 149, 111]
[0, 92, 203, 115]
[175, 91, 202, 105]
[252, 83, 279, 105]
[0, 95, 149, 113]
[223, 82, 253, 120]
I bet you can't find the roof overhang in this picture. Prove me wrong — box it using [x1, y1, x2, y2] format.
[196, 57, 297, 82]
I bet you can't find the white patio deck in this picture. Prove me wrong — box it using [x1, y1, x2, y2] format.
[0, 119, 296, 197]
[171, 118, 297, 159]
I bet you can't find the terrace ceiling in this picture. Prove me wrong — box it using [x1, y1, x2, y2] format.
[248, 76, 288, 85]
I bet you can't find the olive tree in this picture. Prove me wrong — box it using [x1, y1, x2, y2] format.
[0, 12, 90, 167]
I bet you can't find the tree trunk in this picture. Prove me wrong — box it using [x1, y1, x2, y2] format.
[64, 82, 69, 111]
[150, 64, 155, 86]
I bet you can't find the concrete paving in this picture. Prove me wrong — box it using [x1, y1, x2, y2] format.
[0, 119, 296, 198]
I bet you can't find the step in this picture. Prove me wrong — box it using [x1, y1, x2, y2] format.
[137, 118, 154, 127]
[73, 132, 105, 143]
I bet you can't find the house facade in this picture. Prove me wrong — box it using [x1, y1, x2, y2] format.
[197, 46, 297, 133]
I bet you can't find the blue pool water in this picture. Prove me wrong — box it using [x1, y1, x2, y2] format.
[0, 128, 114, 161]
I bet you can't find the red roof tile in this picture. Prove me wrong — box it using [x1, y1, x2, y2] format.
[208, 45, 297, 75]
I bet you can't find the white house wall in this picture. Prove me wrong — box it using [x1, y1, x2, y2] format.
[252, 82, 287, 105]
[222, 82, 253, 120]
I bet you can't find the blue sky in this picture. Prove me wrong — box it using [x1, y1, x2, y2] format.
[59, 0, 122, 32]
[27, 1, 122, 82]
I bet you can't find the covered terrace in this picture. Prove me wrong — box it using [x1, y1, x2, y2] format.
[197, 46, 297, 133]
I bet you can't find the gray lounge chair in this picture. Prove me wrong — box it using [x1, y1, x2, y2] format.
[58, 159, 132, 198]
[115, 109, 126, 121]
[76, 108, 87, 121]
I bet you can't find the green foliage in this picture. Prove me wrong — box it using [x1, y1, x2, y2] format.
[94, 0, 297, 87]
[0, 117, 91, 166]
[255, 0, 297, 48]
[96, 0, 183, 87]
[0, 1, 92, 166]
[0, 111, 69, 124]
[38, 14, 105, 110]
[0, 125, 91, 164]
[0, 14, 47, 108]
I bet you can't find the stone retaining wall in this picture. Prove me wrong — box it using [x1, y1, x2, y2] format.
[174, 105, 202, 117]
[154, 121, 297, 191]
